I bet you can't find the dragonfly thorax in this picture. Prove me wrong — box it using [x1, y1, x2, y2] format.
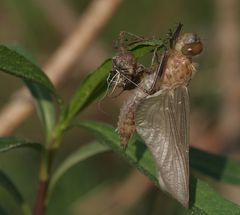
[153, 32, 203, 91]
[155, 49, 196, 91]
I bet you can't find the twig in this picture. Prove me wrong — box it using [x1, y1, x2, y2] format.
[0, 0, 123, 136]
[36, 0, 109, 74]
[214, 0, 240, 140]
[35, 0, 77, 36]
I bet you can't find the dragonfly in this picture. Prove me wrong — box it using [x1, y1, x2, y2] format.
[117, 24, 203, 207]
[117, 24, 185, 147]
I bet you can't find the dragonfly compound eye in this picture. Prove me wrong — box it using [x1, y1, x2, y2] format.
[175, 33, 203, 56]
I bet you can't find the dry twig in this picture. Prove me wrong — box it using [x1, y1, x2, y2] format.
[215, 0, 240, 140]
[0, 0, 123, 135]
[191, 0, 240, 154]
[36, 0, 77, 36]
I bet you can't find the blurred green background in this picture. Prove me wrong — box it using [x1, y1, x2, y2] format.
[0, 0, 239, 214]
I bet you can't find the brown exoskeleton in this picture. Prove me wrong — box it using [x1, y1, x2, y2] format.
[108, 32, 149, 95]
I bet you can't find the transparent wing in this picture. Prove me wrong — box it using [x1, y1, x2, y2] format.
[135, 86, 189, 207]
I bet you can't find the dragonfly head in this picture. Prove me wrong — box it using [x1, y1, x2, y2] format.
[175, 33, 203, 56]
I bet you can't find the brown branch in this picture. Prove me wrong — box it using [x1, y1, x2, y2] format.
[193, 0, 240, 154]
[214, 0, 240, 140]
[36, 0, 109, 74]
[0, 0, 123, 136]
[35, 0, 78, 36]
[33, 180, 48, 215]
[33, 148, 55, 215]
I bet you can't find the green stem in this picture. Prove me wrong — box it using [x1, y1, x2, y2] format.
[50, 122, 68, 149]
[33, 113, 67, 215]
[21, 203, 31, 215]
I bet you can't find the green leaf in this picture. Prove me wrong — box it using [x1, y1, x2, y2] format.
[62, 59, 112, 126]
[48, 141, 109, 200]
[24, 81, 56, 141]
[77, 121, 157, 182]
[190, 179, 240, 215]
[0, 171, 31, 215]
[129, 39, 165, 57]
[4, 44, 57, 142]
[130, 39, 165, 48]
[190, 148, 240, 185]
[76, 121, 240, 185]
[76, 121, 240, 214]
[0, 137, 42, 152]
[0, 206, 8, 215]
[0, 45, 57, 97]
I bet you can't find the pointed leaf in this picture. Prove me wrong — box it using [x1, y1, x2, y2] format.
[0, 171, 31, 215]
[3, 45, 57, 136]
[130, 39, 165, 58]
[0, 206, 8, 215]
[77, 121, 157, 182]
[128, 39, 165, 49]
[24, 81, 56, 140]
[63, 59, 112, 126]
[190, 148, 240, 185]
[75, 121, 240, 214]
[48, 141, 109, 199]
[0, 45, 57, 96]
[0, 137, 42, 153]
[76, 121, 240, 185]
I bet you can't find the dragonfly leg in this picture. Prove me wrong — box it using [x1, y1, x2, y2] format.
[150, 47, 162, 68]
[169, 23, 183, 48]
[119, 31, 145, 45]
[146, 50, 169, 94]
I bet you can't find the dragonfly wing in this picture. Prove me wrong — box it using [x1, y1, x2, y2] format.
[135, 86, 189, 207]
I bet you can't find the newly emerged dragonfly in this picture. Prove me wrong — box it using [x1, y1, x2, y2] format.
[117, 24, 203, 207]
[118, 24, 186, 147]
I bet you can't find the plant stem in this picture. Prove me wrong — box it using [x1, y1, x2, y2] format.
[33, 180, 48, 215]
[33, 148, 55, 215]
